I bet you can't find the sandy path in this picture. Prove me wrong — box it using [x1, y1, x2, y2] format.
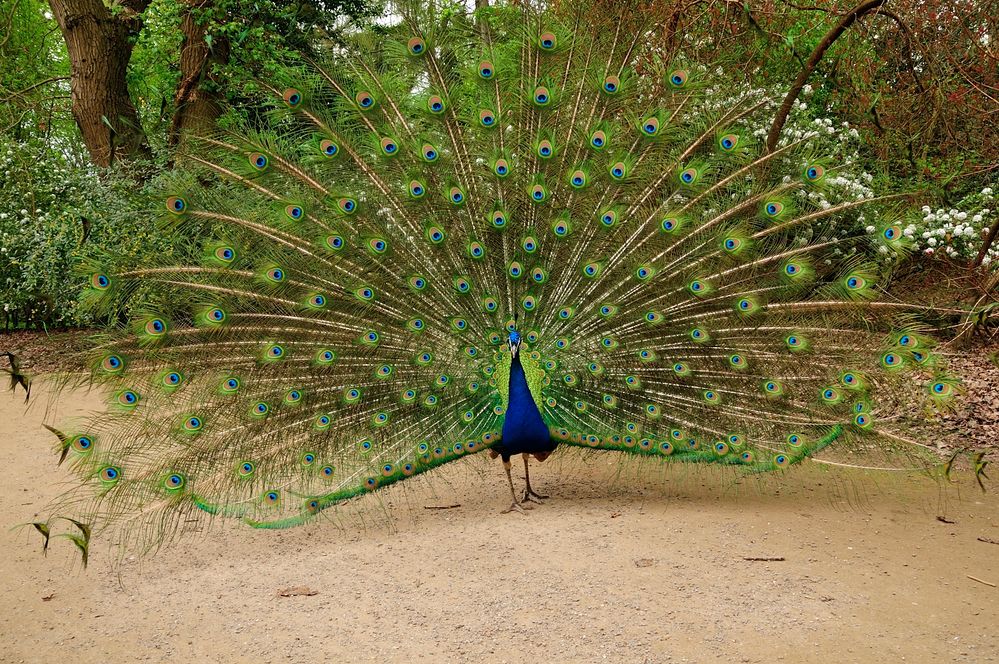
[1, 384, 997, 663]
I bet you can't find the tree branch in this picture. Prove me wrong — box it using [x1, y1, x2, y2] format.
[0, 0, 21, 50]
[974, 216, 999, 269]
[0, 76, 70, 102]
[766, 0, 888, 153]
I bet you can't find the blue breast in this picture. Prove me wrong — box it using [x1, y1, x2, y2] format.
[498, 354, 554, 460]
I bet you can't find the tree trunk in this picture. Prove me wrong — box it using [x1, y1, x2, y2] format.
[169, 0, 229, 149]
[48, 0, 153, 167]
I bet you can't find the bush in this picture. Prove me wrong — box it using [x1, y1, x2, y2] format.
[910, 189, 998, 265]
[0, 137, 171, 328]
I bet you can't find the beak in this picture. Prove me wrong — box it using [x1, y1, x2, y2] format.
[510, 341, 519, 358]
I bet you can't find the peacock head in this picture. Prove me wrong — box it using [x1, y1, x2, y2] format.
[508, 329, 521, 358]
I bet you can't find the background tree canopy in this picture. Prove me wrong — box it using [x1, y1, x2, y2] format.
[0, 0, 996, 329]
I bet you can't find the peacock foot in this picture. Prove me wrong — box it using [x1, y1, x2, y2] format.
[501, 500, 533, 514]
[522, 489, 548, 504]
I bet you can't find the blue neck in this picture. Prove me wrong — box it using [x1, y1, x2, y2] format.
[499, 353, 552, 459]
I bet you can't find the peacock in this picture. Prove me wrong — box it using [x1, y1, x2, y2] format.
[28, 0, 981, 561]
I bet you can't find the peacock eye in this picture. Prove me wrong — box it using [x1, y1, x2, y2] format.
[320, 140, 338, 157]
[166, 196, 187, 214]
[804, 164, 825, 181]
[249, 153, 268, 170]
[408, 37, 425, 55]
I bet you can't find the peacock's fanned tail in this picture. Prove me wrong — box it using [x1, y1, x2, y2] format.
[48, 0, 959, 554]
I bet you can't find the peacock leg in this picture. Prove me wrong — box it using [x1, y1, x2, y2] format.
[521, 454, 549, 503]
[500, 459, 532, 514]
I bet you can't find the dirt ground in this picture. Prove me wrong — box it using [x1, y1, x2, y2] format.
[1, 383, 998, 664]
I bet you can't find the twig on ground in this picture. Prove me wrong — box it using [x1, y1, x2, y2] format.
[967, 575, 996, 587]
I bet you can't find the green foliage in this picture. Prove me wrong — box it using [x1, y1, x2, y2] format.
[127, 0, 383, 149]
[0, 137, 173, 327]
[0, 0, 384, 327]
[0, 0, 71, 139]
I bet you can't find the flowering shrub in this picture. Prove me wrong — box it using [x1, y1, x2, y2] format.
[909, 190, 997, 265]
[0, 138, 172, 327]
[746, 82, 998, 266]
[680, 76, 894, 271]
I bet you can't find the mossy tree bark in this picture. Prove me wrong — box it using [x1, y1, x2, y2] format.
[48, 0, 153, 167]
[169, 0, 230, 150]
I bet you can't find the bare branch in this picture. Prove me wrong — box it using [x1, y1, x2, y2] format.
[0, 76, 70, 102]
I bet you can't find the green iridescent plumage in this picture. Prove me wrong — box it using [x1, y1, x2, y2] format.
[33, 0, 971, 558]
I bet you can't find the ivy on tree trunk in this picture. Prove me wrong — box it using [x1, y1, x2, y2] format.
[47, 0, 154, 167]
[169, 0, 230, 149]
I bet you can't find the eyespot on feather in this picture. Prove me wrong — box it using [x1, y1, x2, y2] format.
[379, 137, 398, 156]
[319, 139, 339, 157]
[90, 273, 111, 290]
[248, 152, 268, 171]
[407, 37, 426, 56]
[282, 88, 302, 108]
[718, 133, 739, 151]
[803, 163, 826, 181]
[427, 95, 445, 114]
[166, 196, 187, 215]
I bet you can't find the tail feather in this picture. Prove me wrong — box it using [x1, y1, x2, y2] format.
[37, 0, 970, 557]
